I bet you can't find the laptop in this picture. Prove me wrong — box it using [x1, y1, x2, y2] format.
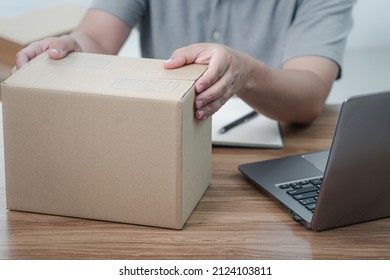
[238, 91, 390, 231]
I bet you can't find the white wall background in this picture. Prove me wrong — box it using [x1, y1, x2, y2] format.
[0, 0, 93, 18]
[328, 0, 390, 103]
[1, 0, 389, 104]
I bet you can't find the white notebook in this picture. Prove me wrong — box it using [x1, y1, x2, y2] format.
[212, 98, 283, 148]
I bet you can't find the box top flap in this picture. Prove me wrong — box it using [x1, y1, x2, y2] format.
[4, 52, 207, 101]
[0, 4, 86, 45]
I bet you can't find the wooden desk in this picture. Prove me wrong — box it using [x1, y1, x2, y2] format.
[0, 63, 11, 83]
[1, 105, 389, 260]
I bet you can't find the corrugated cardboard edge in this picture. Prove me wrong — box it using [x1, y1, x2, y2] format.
[159, 63, 211, 228]
[180, 86, 212, 228]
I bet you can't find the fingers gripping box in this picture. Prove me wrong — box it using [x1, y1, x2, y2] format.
[1, 53, 211, 229]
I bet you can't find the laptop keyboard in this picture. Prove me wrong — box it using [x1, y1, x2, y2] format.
[277, 177, 323, 212]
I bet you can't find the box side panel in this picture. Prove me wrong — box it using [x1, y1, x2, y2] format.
[181, 87, 212, 227]
[2, 87, 181, 229]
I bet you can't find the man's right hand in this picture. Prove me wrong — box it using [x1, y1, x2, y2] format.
[11, 35, 82, 74]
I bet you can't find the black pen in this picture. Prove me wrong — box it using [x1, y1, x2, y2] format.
[218, 110, 258, 134]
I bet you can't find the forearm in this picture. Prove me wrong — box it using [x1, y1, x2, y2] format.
[236, 52, 338, 124]
[70, 9, 131, 55]
[68, 31, 108, 54]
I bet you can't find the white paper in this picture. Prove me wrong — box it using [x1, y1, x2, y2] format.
[212, 98, 283, 148]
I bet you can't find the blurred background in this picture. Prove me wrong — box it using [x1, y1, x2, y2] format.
[1, 0, 389, 104]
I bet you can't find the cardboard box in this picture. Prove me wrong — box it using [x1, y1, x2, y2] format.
[1, 52, 211, 229]
[0, 4, 86, 67]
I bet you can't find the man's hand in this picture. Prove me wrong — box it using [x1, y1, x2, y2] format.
[11, 35, 82, 74]
[164, 43, 339, 124]
[164, 43, 248, 120]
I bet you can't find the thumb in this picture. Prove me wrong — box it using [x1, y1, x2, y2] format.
[48, 48, 67, 59]
[163, 55, 188, 69]
[48, 35, 82, 59]
[163, 44, 209, 69]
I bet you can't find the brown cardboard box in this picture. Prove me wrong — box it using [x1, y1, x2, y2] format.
[1, 52, 211, 229]
[0, 4, 86, 67]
